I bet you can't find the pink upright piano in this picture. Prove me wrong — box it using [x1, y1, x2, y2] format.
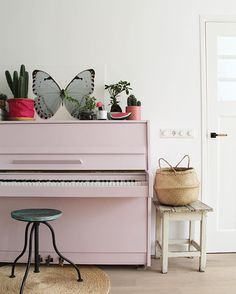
[0, 121, 152, 266]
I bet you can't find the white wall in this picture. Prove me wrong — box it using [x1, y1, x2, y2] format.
[1, 0, 236, 248]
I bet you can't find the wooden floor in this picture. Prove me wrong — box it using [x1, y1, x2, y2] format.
[103, 254, 236, 294]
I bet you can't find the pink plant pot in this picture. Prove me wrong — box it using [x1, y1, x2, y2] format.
[8, 98, 35, 120]
[126, 106, 141, 120]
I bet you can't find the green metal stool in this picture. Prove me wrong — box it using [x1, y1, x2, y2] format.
[10, 208, 83, 294]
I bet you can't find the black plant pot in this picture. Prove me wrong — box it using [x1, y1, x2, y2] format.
[79, 111, 94, 120]
[110, 104, 122, 112]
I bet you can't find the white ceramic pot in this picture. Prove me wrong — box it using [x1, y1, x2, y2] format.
[97, 110, 107, 120]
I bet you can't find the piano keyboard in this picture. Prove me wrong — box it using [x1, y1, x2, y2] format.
[0, 179, 144, 187]
[0, 172, 148, 197]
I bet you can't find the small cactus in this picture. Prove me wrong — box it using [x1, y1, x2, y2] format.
[127, 94, 141, 106]
[5, 64, 29, 98]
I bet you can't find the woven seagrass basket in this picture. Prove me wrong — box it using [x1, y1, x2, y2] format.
[154, 155, 199, 206]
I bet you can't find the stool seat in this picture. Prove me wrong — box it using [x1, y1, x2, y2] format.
[11, 208, 62, 222]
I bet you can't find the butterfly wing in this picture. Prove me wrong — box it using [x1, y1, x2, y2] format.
[32, 70, 62, 119]
[64, 69, 95, 118]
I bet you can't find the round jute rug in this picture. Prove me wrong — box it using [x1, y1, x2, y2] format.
[0, 265, 110, 294]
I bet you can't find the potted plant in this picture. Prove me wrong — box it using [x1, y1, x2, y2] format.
[5, 64, 34, 120]
[105, 80, 132, 112]
[0, 93, 7, 120]
[126, 94, 141, 120]
[0, 93, 7, 108]
[78, 95, 96, 120]
[96, 101, 107, 120]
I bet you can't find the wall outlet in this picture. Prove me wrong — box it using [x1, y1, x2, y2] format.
[160, 129, 195, 138]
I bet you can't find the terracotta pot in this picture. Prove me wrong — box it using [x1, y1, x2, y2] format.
[126, 106, 141, 120]
[8, 98, 35, 120]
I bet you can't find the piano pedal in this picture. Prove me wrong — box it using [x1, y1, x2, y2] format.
[45, 255, 53, 266]
[59, 257, 64, 267]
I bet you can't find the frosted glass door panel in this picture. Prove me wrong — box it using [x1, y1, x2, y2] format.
[218, 59, 236, 78]
[218, 81, 236, 101]
[218, 37, 236, 101]
[218, 36, 236, 55]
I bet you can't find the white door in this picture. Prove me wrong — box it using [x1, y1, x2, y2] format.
[204, 21, 236, 252]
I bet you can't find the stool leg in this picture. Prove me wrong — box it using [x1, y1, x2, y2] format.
[161, 213, 169, 274]
[189, 220, 195, 254]
[155, 210, 162, 258]
[199, 212, 207, 272]
[43, 221, 83, 282]
[20, 223, 35, 294]
[34, 222, 40, 273]
[10, 222, 32, 278]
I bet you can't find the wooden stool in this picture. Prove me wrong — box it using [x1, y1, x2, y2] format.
[10, 208, 83, 294]
[154, 200, 213, 273]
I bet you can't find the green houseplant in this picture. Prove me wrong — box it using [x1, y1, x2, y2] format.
[79, 95, 96, 120]
[0, 93, 7, 110]
[105, 80, 132, 112]
[5, 64, 34, 120]
[126, 94, 141, 120]
[0, 93, 7, 120]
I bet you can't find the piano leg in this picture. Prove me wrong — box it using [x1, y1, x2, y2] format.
[43, 221, 83, 282]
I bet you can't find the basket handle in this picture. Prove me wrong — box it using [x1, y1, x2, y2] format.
[175, 155, 190, 168]
[158, 158, 177, 174]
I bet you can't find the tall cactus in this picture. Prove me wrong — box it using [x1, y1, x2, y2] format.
[5, 64, 29, 98]
[127, 94, 141, 106]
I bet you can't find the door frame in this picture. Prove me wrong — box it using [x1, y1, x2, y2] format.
[200, 15, 236, 203]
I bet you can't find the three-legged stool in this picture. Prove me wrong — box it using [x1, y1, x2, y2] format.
[10, 208, 83, 294]
[154, 200, 213, 273]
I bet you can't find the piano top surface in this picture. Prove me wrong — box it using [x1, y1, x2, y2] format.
[0, 120, 148, 124]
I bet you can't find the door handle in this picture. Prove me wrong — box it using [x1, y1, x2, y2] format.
[210, 132, 228, 138]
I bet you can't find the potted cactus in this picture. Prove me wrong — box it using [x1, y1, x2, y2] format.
[5, 64, 34, 120]
[105, 80, 132, 112]
[126, 94, 141, 120]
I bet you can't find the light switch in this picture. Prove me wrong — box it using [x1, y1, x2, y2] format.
[160, 129, 195, 138]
